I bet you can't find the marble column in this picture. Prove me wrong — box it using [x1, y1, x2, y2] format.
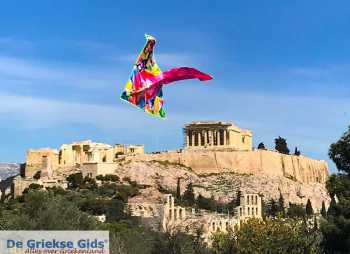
[186, 131, 190, 147]
[213, 130, 216, 146]
[204, 131, 208, 146]
[209, 130, 212, 146]
[223, 129, 226, 146]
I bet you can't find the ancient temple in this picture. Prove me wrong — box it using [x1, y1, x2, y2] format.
[183, 121, 252, 151]
[24, 140, 144, 177]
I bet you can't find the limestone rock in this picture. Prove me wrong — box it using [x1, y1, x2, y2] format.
[132, 149, 329, 184]
[116, 160, 330, 212]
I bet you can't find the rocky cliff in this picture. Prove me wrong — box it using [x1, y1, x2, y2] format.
[131, 149, 329, 184]
[116, 160, 330, 212]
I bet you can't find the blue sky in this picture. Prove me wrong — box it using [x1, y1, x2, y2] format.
[0, 1, 349, 172]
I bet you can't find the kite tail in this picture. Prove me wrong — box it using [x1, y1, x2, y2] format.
[162, 67, 212, 85]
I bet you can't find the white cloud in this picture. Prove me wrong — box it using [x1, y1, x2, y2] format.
[0, 93, 133, 130]
[290, 65, 350, 80]
[0, 93, 186, 136]
[0, 56, 62, 80]
[0, 56, 123, 90]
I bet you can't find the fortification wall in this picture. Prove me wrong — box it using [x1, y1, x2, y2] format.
[25, 149, 59, 177]
[131, 150, 329, 184]
[82, 162, 118, 178]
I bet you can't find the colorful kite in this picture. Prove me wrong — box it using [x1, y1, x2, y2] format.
[120, 34, 212, 118]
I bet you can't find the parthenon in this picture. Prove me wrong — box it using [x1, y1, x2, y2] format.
[183, 121, 252, 151]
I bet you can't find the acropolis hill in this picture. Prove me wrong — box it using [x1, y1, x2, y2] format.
[11, 120, 330, 212]
[135, 121, 329, 184]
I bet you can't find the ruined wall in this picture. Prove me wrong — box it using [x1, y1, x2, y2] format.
[81, 162, 118, 178]
[12, 176, 68, 198]
[126, 145, 145, 155]
[25, 149, 59, 177]
[131, 149, 329, 184]
[227, 129, 252, 151]
[60, 144, 75, 166]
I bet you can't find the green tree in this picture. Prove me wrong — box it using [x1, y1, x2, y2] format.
[176, 177, 181, 200]
[326, 173, 350, 198]
[211, 231, 235, 254]
[192, 226, 210, 254]
[116, 183, 139, 202]
[233, 218, 322, 254]
[226, 197, 237, 215]
[235, 189, 242, 206]
[294, 147, 301, 156]
[313, 216, 318, 231]
[24, 183, 43, 192]
[1, 190, 96, 230]
[102, 223, 163, 254]
[329, 126, 350, 174]
[261, 199, 268, 219]
[106, 174, 119, 182]
[320, 201, 327, 218]
[106, 199, 126, 222]
[306, 199, 314, 217]
[266, 198, 279, 217]
[182, 182, 195, 206]
[287, 203, 306, 218]
[96, 174, 120, 182]
[150, 230, 199, 254]
[196, 194, 216, 211]
[278, 193, 285, 216]
[97, 182, 117, 197]
[326, 196, 337, 217]
[216, 201, 226, 214]
[257, 142, 266, 150]
[80, 198, 107, 215]
[275, 136, 290, 154]
[66, 173, 84, 189]
[83, 176, 98, 190]
[321, 125, 350, 253]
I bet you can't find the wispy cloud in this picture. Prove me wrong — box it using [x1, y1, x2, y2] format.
[0, 91, 191, 152]
[290, 65, 350, 80]
[0, 56, 123, 91]
[0, 93, 132, 130]
[0, 92, 185, 134]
